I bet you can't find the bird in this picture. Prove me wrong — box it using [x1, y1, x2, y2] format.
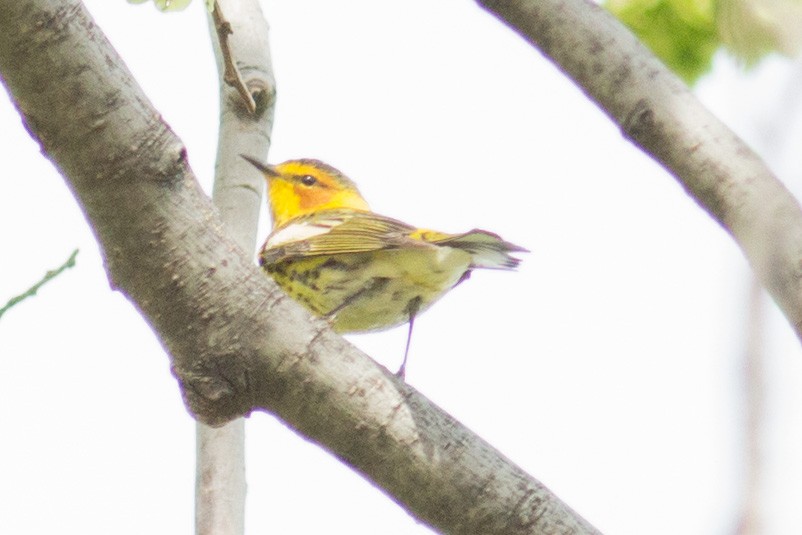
[242, 155, 526, 377]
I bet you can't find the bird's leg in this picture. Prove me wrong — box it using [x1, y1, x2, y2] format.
[396, 296, 422, 380]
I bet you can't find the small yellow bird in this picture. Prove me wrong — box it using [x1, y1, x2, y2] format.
[243, 156, 526, 377]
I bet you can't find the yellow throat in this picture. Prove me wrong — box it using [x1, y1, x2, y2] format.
[242, 157, 370, 227]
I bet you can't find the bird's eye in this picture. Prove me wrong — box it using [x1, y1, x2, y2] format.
[300, 175, 317, 186]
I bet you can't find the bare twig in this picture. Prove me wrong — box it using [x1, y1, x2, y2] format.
[212, 0, 256, 113]
[0, 249, 78, 320]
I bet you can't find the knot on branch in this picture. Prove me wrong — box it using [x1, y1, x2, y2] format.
[621, 98, 655, 143]
[248, 77, 276, 116]
[227, 75, 276, 118]
[173, 356, 253, 426]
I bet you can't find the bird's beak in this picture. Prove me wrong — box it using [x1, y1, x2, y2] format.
[240, 154, 279, 177]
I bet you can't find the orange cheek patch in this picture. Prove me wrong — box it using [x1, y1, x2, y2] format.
[296, 185, 332, 210]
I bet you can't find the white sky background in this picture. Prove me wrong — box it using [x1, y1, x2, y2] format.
[2, 0, 802, 533]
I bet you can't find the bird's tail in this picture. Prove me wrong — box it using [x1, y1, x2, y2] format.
[429, 229, 527, 269]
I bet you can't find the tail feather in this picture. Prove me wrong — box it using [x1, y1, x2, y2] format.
[435, 229, 527, 269]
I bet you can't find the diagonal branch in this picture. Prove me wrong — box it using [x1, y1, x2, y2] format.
[0, 1, 598, 533]
[477, 0, 802, 342]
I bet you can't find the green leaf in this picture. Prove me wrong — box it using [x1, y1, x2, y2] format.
[127, 0, 194, 12]
[717, 0, 802, 65]
[155, 0, 193, 11]
[607, 0, 719, 84]
[606, 0, 802, 84]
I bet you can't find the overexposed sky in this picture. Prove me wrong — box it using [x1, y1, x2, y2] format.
[2, 1, 802, 533]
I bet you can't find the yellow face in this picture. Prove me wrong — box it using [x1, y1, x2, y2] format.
[263, 159, 370, 227]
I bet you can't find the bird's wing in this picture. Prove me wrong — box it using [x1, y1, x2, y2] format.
[261, 209, 528, 269]
[260, 210, 428, 264]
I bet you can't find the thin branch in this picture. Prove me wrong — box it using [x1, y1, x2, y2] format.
[195, 424, 246, 535]
[212, 0, 256, 114]
[477, 0, 802, 341]
[730, 59, 802, 534]
[0, 249, 78, 320]
[735, 278, 765, 535]
[195, 1, 275, 534]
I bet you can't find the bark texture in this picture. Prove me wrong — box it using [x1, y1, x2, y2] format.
[0, 1, 598, 533]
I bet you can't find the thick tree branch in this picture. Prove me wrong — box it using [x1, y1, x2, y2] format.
[477, 0, 802, 341]
[196, 1, 276, 534]
[0, 1, 598, 533]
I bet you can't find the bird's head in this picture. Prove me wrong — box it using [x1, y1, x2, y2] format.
[242, 156, 370, 227]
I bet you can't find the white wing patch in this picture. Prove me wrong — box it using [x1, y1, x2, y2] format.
[266, 221, 335, 247]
